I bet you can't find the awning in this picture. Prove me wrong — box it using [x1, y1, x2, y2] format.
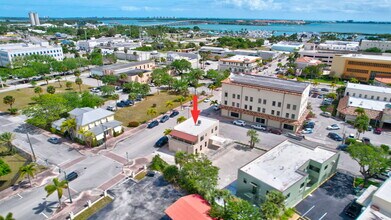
[89, 120, 122, 136]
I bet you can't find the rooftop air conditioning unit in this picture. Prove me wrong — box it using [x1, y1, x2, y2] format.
[197, 120, 202, 125]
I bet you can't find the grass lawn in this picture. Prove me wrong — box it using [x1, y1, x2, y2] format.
[134, 170, 147, 181]
[115, 92, 191, 125]
[354, 177, 381, 188]
[0, 81, 91, 112]
[74, 196, 113, 220]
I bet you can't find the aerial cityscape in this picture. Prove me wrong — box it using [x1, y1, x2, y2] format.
[0, 1, 391, 220]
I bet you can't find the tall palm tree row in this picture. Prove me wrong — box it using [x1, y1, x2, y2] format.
[44, 178, 69, 206]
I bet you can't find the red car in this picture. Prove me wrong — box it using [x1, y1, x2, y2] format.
[269, 128, 282, 135]
[374, 128, 382, 134]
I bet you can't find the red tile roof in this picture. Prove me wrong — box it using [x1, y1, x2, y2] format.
[165, 194, 213, 220]
[170, 130, 198, 143]
[337, 96, 383, 120]
[375, 77, 391, 84]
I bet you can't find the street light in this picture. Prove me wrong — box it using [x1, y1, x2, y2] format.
[63, 171, 73, 203]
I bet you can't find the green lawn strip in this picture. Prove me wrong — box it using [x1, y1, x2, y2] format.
[354, 177, 381, 188]
[73, 196, 113, 220]
[114, 92, 191, 125]
[0, 82, 91, 112]
[134, 170, 147, 181]
[0, 147, 27, 191]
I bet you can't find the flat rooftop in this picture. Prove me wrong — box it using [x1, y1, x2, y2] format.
[240, 140, 337, 191]
[220, 55, 260, 62]
[0, 43, 60, 52]
[173, 116, 218, 137]
[347, 82, 391, 94]
[102, 60, 153, 70]
[228, 74, 310, 94]
[348, 97, 389, 112]
[358, 178, 391, 219]
[340, 54, 391, 61]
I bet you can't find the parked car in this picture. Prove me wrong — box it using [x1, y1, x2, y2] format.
[362, 137, 371, 144]
[212, 105, 221, 111]
[374, 171, 391, 181]
[345, 201, 363, 218]
[337, 144, 349, 151]
[106, 106, 116, 111]
[328, 132, 343, 141]
[65, 171, 78, 182]
[287, 133, 304, 141]
[301, 128, 313, 134]
[48, 137, 61, 144]
[318, 94, 324, 99]
[115, 86, 122, 91]
[233, 120, 246, 126]
[304, 121, 315, 129]
[321, 88, 330, 92]
[146, 171, 155, 177]
[169, 110, 179, 118]
[155, 136, 169, 148]
[269, 128, 282, 135]
[374, 127, 382, 134]
[320, 112, 331, 117]
[123, 99, 134, 106]
[160, 115, 170, 123]
[116, 102, 126, 108]
[348, 134, 355, 139]
[205, 62, 211, 65]
[327, 124, 340, 130]
[367, 125, 373, 131]
[147, 120, 159, 129]
[251, 124, 267, 131]
[203, 98, 210, 103]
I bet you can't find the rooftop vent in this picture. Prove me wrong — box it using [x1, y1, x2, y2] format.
[197, 120, 202, 125]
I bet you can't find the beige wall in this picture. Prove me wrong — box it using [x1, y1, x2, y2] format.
[330, 55, 346, 77]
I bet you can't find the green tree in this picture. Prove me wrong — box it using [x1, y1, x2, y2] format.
[176, 116, 186, 124]
[150, 154, 168, 172]
[55, 76, 62, 88]
[163, 165, 179, 183]
[34, 86, 43, 96]
[20, 163, 37, 187]
[260, 191, 286, 219]
[330, 82, 337, 92]
[101, 75, 119, 85]
[61, 118, 77, 140]
[165, 100, 173, 110]
[174, 151, 192, 170]
[3, 95, 15, 109]
[170, 59, 192, 75]
[210, 100, 219, 106]
[163, 128, 172, 136]
[348, 143, 389, 186]
[350, 78, 359, 83]
[65, 81, 73, 90]
[75, 77, 83, 92]
[246, 129, 260, 148]
[78, 129, 95, 148]
[177, 96, 186, 109]
[100, 85, 115, 96]
[30, 80, 37, 88]
[0, 159, 11, 177]
[42, 76, 50, 85]
[44, 178, 69, 206]
[0, 212, 15, 220]
[326, 93, 337, 100]
[147, 107, 157, 120]
[210, 197, 261, 220]
[46, 85, 56, 94]
[364, 47, 382, 53]
[0, 132, 15, 152]
[354, 108, 369, 138]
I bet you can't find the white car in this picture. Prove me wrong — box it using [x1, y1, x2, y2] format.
[233, 120, 246, 126]
[212, 105, 220, 111]
[301, 128, 313, 134]
[251, 124, 266, 131]
[203, 98, 210, 103]
[327, 124, 340, 130]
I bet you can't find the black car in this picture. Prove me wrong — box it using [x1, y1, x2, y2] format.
[147, 120, 159, 129]
[160, 115, 170, 123]
[116, 102, 126, 107]
[155, 136, 169, 147]
[362, 137, 371, 144]
[66, 171, 78, 182]
[48, 137, 61, 144]
[321, 88, 330, 92]
[123, 99, 134, 106]
[337, 144, 349, 151]
[345, 202, 363, 218]
[169, 110, 179, 118]
[328, 132, 343, 141]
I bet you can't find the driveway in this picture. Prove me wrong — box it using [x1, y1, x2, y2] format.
[89, 174, 185, 220]
[295, 172, 356, 220]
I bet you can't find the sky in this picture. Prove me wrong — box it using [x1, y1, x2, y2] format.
[1, 0, 391, 21]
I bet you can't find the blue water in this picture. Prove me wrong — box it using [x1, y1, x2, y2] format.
[101, 19, 391, 35]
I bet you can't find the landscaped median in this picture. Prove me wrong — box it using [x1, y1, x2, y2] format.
[73, 196, 113, 220]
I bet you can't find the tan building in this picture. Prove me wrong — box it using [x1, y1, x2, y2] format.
[221, 74, 310, 132]
[90, 60, 155, 77]
[331, 54, 391, 82]
[218, 55, 261, 74]
[118, 69, 152, 84]
[169, 116, 219, 154]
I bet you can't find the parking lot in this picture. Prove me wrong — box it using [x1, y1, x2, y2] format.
[89, 174, 185, 220]
[295, 172, 356, 220]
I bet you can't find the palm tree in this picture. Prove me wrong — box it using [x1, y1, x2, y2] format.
[163, 129, 172, 136]
[312, 80, 320, 88]
[147, 107, 157, 120]
[75, 77, 83, 92]
[3, 95, 15, 109]
[20, 163, 37, 187]
[165, 101, 173, 111]
[208, 84, 217, 95]
[44, 178, 69, 206]
[177, 116, 186, 124]
[78, 129, 95, 148]
[0, 132, 15, 152]
[247, 129, 260, 148]
[330, 82, 337, 92]
[119, 73, 128, 82]
[65, 81, 73, 90]
[177, 96, 186, 110]
[0, 213, 15, 220]
[61, 118, 77, 140]
[74, 70, 81, 77]
[34, 86, 43, 96]
[55, 76, 62, 88]
[350, 78, 359, 83]
[42, 76, 50, 85]
[354, 107, 366, 116]
[210, 100, 219, 106]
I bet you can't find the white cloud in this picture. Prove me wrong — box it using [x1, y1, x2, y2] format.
[223, 0, 280, 10]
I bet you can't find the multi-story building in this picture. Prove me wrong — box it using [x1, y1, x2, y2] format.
[331, 54, 391, 82]
[52, 107, 123, 143]
[360, 40, 391, 52]
[299, 50, 336, 66]
[169, 116, 219, 154]
[295, 57, 322, 69]
[199, 46, 230, 56]
[317, 41, 359, 51]
[221, 74, 310, 132]
[357, 178, 391, 219]
[28, 12, 40, 26]
[218, 55, 261, 74]
[0, 43, 63, 67]
[115, 50, 161, 62]
[90, 60, 155, 77]
[344, 82, 391, 102]
[166, 51, 200, 69]
[237, 140, 339, 207]
[231, 49, 279, 60]
[77, 37, 126, 51]
[271, 42, 304, 52]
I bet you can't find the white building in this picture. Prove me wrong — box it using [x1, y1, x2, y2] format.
[271, 42, 304, 52]
[77, 37, 126, 51]
[357, 178, 391, 219]
[166, 51, 200, 69]
[199, 46, 230, 56]
[299, 50, 336, 66]
[317, 41, 359, 51]
[231, 49, 279, 60]
[169, 116, 220, 154]
[0, 43, 63, 67]
[360, 40, 391, 52]
[221, 74, 311, 132]
[90, 60, 155, 76]
[28, 12, 40, 26]
[115, 50, 161, 62]
[344, 82, 391, 102]
[218, 55, 261, 74]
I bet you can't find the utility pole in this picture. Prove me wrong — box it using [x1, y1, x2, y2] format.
[26, 133, 37, 162]
[63, 171, 73, 203]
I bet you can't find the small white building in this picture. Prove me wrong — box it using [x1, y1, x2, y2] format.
[218, 55, 261, 74]
[299, 50, 336, 66]
[231, 49, 279, 60]
[77, 37, 126, 51]
[317, 41, 359, 51]
[90, 60, 155, 77]
[169, 116, 219, 154]
[271, 42, 304, 52]
[115, 50, 161, 61]
[199, 46, 230, 56]
[357, 178, 391, 219]
[360, 40, 391, 52]
[166, 51, 200, 69]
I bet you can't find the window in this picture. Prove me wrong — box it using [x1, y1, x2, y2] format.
[224, 100, 227, 105]
[232, 94, 236, 99]
[215, 126, 218, 131]
[364, 95, 367, 98]
[243, 178, 247, 184]
[200, 136, 204, 141]
[257, 107, 261, 112]
[245, 96, 248, 101]
[291, 114, 296, 119]
[262, 108, 266, 113]
[283, 124, 294, 130]
[286, 193, 290, 198]
[286, 113, 289, 118]
[237, 95, 240, 99]
[300, 182, 305, 188]
[377, 96, 380, 100]
[251, 182, 258, 194]
[384, 97, 387, 101]
[232, 102, 235, 107]
[258, 98, 262, 104]
[287, 104, 291, 109]
[244, 105, 248, 109]
[292, 105, 297, 110]
[271, 110, 275, 115]
[200, 145, 202, 151]
[371, 95, 374, 99]
[272, 101, 276, 106]
[359, 94, 362, 98]
[250, 97, 253, 102]
[236, 103, 239, 108]
[324, 165, 328, 170]
[263, 100, 267, 105]
[230, 112, 239, 118]
[277, 111, 280, 116]
[249, 106, 253, 111]
[309, 165, 320, 172]
[224, 92, 228, 97]
[278, 102, 281, 107]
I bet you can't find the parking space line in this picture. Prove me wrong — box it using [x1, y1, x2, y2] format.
[17, 193, 23, 199]
[302, 205, 315, 217]
[40, 212, 48, 219]
[318, 212, 327, 220]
